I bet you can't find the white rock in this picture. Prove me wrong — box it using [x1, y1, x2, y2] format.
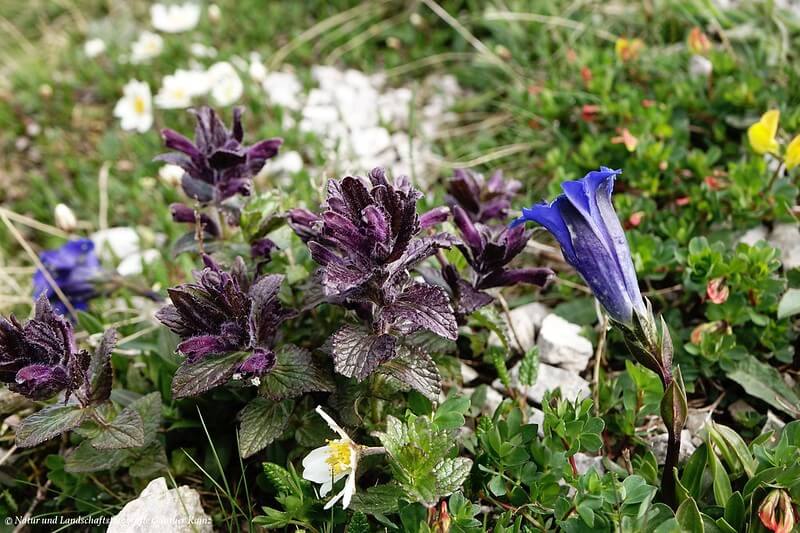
[460, 362, 478, 384]
[537, 314, 593, 373]
[649, 430, 696, 465]
[92, 227, 141, 261]
[108, 477, 212, 533]
[466, 385, 504, 415]
[762, 410, 786, 438]
[769, 223, 800, 270]
[738, 225, 768, 247]
[488, 302, 551, 352]
[494, 362, 590, 404]
[574, 453, 605, 475]
[685, 408, 712, 437]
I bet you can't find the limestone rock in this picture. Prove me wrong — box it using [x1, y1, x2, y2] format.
[649, 430, 695, 465]
[494, 362, 590, 404]
[574, 453, 605, 475]
[769, 223, 800, 270]
[537, 314, 593, 373]
[108, 477, 212, 533]
[488, 302, 551, 352]
[738, 225, 768, 247]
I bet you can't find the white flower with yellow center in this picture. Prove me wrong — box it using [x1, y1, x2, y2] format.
[131, 31, 164, 64]
[302, 406, 384, 509]
[150, 3, 201, 33]
[114, 80, 153, 133]
[84, 38, 106, 58]
[155, 69, 209, 109]
[207, 61, 243, 107]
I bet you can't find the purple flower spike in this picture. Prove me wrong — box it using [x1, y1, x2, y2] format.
[447, 169, 521, 223]
[1, 296, 88, 401]
[512, 167, 644, 324]
[32, 239, 101, 316]
[156, 256, 292, 394]
[156, 106, 283, 204]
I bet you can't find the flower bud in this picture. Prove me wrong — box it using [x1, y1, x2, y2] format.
[687, 27, 712, 55]
[208, 3, 221, 23]
[54, 203, 77, 232]
[759, 489, 796, 533]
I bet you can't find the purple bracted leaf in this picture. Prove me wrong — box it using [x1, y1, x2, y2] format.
[331, 324, 397, 380]
[381, 283, 458, 340]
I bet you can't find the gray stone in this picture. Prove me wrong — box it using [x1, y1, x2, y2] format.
[537, 314, 593, 373]
[460, 362, 479, 384]
[465, 386, 504, 416]
[769, 223, 800, 270]
[494, 362, 590, 404]
[649, 430, 695, 465]
[685, 408, 713, 436]
[762, 410, 786, 438]
[108, 477, 212, 533]
[488, 302, 550, 352]
[574, 453, 605, 475]
[738, 225, 768, 247]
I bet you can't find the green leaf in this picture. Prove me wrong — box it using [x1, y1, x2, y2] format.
[518, 346, 539, 387]
[346, 512, 371, 533]
[433, 457, 472, 495]
[379, 346, 441, 401]
[16, 404, 87, 447]
[675, 497, 704, 533]
[90, 406, 145, 449]
[87, 329, 115, 404]
[76, 311, 104, 335]
[331, 324, 396, 380]
[777, 288, 800, 318]
[348, 484, 405, 515]
[237, 398, 294, 458]
[680, 445, 707, 501]
[262, 462, 295, 495]
[240, 191, 283, 241]
[660, 366, 688, 437]
[129, 392, 163, 446]
[128, 441, 169, 478]
[706, 447, 732, 507]
[64, 440, 130, 473]
[171, 351, 249, 399]
[258, 344, 334, 400]
[723, 492, 745, 531]
[471, 307, 510, 351]
[725, 354, 800, 416]
[434, 396, 470, 430]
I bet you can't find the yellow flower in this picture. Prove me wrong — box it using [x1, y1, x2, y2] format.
[615, 38, 644, 62]
[747, 109, 780, 154]
[687, 27, 712, 55]
[786, 134, 800, 170]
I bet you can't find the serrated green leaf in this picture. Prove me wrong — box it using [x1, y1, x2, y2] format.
[171, 351, 249, 399]
[87, 329, 115, 405]
[259, 344, 334, 400]
[262, 462, 294, 495]
[128, 440, 168, 478]
[237, 398, 294, 458]
[518, 346, 539, 387]
[16, 404, 87, 447]
[348, 484, 405, 515]
[433, 457, 471, 495]
[346, 511, 371, 533]
[90, 406, 145, 449]
[64, 440, 130, 473]
[378, 346, 441, 401]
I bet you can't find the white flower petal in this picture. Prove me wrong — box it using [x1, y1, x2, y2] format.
[302, 446, 332, 484]
[315, 405, 349, 439]
[323, 486, 346, 510]
[342, 471, 357, 509]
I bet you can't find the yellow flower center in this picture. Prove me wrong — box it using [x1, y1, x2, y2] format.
[133, 96, 146, 115]
[325, 439, 352, 475]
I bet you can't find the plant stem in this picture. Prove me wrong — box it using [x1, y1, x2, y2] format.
[661, 426, 680, 509]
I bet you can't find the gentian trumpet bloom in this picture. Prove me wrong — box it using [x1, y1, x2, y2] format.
[0, 296, 91, 401]
[513, 167, 686, 509]
[32, 239, 102, 316]
[511, 167, 644, 325]
[156, 106, 282, 204]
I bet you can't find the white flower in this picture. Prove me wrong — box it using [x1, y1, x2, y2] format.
[117, 249, 160, 276]
[54, 204, 77, 232]
[249, 59, 267, 82]
[91, 227, 141, 261]
[131, 31, 163, 64]
[190, 42, 217, 58]
[114, 80, 153, 132]
[207, 62, 242, 106]
[150, 3, 201, 33]
[207, 3, 221, 23]
[155, 69, 209, 109]
[158, 164, 184, 187]
[84, 38, 106, 58]
[302, 407, 361, 509]
[689, 55, 713, 78]
[271, 150, 304, 174]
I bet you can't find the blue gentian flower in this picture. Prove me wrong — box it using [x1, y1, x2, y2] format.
[511, 167, 644, 324]
[32, 239, 101, 315]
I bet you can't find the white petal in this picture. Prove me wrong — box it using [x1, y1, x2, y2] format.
[315, 405, 349, 439]
[301, 447, 331, 484]
[323, 487, 346, 510]
[342, 471, 357, 509]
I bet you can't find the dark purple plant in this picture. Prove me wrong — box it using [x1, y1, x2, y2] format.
[32, 239, 101, 316]
[511, 167, 644, 324]
[1, 296, 90, 401]
[447, 168, 522, 223]
[156, 255, 293, 397]
[157, 106, 282, 236]
[297, 168, 457, 381]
